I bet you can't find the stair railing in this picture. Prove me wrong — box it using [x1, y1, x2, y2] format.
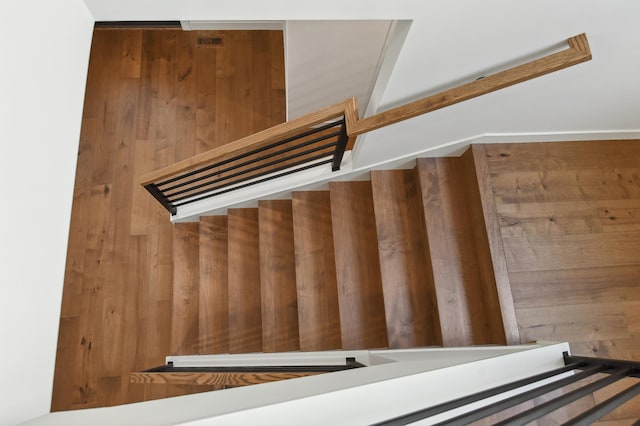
[140, 33, 591, 215]
[130, 357, 365, 388]
[375, 352, 640, 425]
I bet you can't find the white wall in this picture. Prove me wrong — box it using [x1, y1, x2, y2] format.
[285, 20, 391, 120]
[0, 1, 94, 425]
[22, 344, 570, 425]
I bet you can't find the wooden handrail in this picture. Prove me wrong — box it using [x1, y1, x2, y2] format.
[139, 98, 356, 186]
[140, 33, 591, 210]
[347, 33, 591, 136]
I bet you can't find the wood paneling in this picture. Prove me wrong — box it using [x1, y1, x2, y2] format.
[370, 169, 441, 348]
[291, 191, 342, 351]
[53, 28, 285, 410]
[227, 208, 262, 353]
[258, 200, 300, 353]
[199, 216, 229, 354]
[485, 140, 640, 422]
[330, 181, 388, 349]
[416, 157, 505, 346]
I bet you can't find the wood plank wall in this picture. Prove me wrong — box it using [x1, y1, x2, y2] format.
[484, 140, 640, 422]
[52, 28, 285, 411]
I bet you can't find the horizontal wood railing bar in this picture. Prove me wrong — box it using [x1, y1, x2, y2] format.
[348, 33, 591, 136]
[140, 99, 353, 186]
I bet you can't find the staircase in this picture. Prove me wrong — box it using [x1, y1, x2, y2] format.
[168, 147, 519, 357]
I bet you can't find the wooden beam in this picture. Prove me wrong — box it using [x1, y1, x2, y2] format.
[129, 371, 322, 386]
[348, 33, 591, 137]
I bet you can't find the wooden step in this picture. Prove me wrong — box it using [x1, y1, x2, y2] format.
[258, 200, 300, 352]
[227, 208, 262, 353]
[171, 222, 200, 355]
[416, 156, 505, 346]
[370, 169, 442, 348]
[199, 216, 229, 354]
[291, 191, 342, 351]
[329, 181, 388, 349]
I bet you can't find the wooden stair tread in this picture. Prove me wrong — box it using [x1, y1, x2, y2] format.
[330, 181, 388, 349]
[370, 169, 442, 348]
[171, 222, 200, 355]
[291, 191, 342, 351]
[227, 208, 262, 353]
[199, 216, 229, 354]
[416, 157, 505, 346]
[258, 200, 300, 352]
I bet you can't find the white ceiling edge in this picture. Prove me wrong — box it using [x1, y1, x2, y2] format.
[180, 20, 284, 30]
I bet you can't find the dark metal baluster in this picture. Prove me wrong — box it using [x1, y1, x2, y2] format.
[331, 119, 349, 171]
[563, 381, 640, 425]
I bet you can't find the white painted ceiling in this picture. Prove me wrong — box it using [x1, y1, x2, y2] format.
[83, 0, 640, 168]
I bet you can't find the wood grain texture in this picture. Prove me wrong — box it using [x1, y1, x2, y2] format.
[330, 181, 388, 349]
[291, 191, 342, 351]
[53, 29, 285, 410]
[487, 139, 640, 425]
[370, 169, 442, 348]
[130, 371, 321, 386]
[469, 145, 520, 345]
[416, 157, 505, 346]
[199, 216, 229, 354]
[227, 208, 262, 353]
[485, 140, 640, 173]
[258, 200, 300, 352]
[140, 98, 351, 185]
[171, 223, 200, 355]
[349, 33, 591, 136]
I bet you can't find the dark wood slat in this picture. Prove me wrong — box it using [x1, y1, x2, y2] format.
[291, 191, 342, 351]
[330, 181, 388, 349]
[370, 169, 442, 348]
[199, 216, 229, 354]
[259, 200, 300, 352]
[171, 223, 200, 355]
[227, 208, 262, 353]
[416, 157, 505, 345]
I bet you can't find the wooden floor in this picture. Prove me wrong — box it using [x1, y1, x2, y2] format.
[53, 28, 640, 422]
[484, 140, 640, 424]
[52, 28, 285, 411]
